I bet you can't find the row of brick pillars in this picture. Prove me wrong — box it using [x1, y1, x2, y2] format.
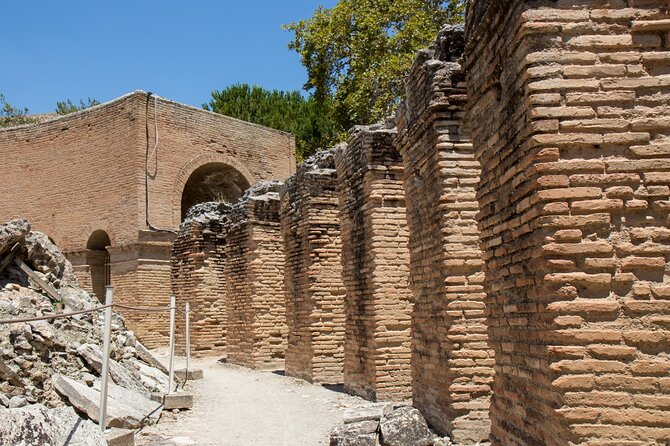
[170, 2, 670, 444]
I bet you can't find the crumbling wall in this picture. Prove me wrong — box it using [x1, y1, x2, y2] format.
[466, 1, 670, 444]
[335, 124, 413, 402]
[171, 203, 228, 357]
[280, 148, 346, 384]
[225, 181, 288, 369]
[395, 25, 492, 444]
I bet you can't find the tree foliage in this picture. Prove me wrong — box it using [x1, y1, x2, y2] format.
[0, 94, 36, 127]
[204, 83, 340, 160]
[55, 98, 100, 115]
[284, 0, 464, 129]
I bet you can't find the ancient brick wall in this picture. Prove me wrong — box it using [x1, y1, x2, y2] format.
[335, 124, 413, 402]
[171, 205, 228, 357]
[225, 182, 288, 369]
[466, 1, 670, 444]
[280, 148, 346, 384]
[395, 25, 493, 444]
[0, 91, 295, 348]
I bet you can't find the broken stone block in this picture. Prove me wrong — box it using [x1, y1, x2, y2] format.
[53, 374, 161, 428]
[175, 368, 203, 380]
[379, 406, 435, 446]
[343, 403, 392, 424]
[150, 391, 194, 410]
[8, 395, 27, 409]
[0, 404, 106, 446]
[135, 341, 169, 375]
[77, 343, 149, 397]
[330, 421, 379, 446]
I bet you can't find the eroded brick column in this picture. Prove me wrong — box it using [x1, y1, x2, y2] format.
[225, 181, 288, 369]
[466, 1, 670, 444]
[280, 149, 346, 384]
[395, 25, 493, 444]
[171, 204, 228, 357]
[335, 124, 413, 402]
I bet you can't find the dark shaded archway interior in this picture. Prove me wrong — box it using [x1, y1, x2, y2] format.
[181, 163, 251, 220]
[86, 230, 111, 303]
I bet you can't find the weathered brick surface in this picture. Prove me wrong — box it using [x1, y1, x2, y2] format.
[280, 148, 346, 384]
[224, 182, 288, 369]
[0, 91, 295, 347]
[466, 1, 670, 444]
[395, 25, 493, 444]
[335, 124, 413, 402]
[171, 208, 228, 357]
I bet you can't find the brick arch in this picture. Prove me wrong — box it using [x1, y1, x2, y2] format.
[172, 152, 257, 225]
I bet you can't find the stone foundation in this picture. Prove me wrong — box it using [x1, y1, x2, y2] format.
[395, 25, 493, 444]
[280, 149, 346, 384]
[335, 124, 413, 402]
[467, 1, 670, 444]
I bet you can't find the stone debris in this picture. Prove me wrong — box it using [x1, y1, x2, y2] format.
[53, 374, 162, 429]
[331, 404, 451, 446]
[0, 404, 106, 446]
[0, 219, 172, 429]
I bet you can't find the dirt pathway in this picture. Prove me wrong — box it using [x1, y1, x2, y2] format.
[135, 356, 367, 446]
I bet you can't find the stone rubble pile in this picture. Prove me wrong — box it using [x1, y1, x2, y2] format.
[330, 403, 482, 446]
[0, 219, 170, 429]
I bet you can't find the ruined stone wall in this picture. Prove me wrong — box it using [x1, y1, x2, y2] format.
[225, 182, 288, 369]
[466, 1, 670, 444]
[395, 26, 493, 444]
[335, 125, 413, 402]
[171, 208, 228, 357]
[280, 149, 346, 384]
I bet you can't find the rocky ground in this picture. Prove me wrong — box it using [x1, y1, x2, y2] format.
[0, 219, 174, 445]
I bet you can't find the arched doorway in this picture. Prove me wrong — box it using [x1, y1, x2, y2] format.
[86, 230, 111, 303]
[180, 162, 251, 220]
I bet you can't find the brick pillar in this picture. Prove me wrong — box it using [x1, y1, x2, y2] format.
[395, 25, 493, 444]
[280, 148, 346, 384]
[225, 181, 288, 369]
[171, 207, 228, 357]
[466, 1, 670, 444]
[107, 234, 173, 349]
[335, 124, 413, 402]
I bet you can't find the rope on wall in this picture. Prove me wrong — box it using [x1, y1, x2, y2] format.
[144, 92, 177, 234]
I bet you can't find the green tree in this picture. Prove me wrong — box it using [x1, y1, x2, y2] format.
[204, 83, 340, 160]
[0, 94, 36, 127]
[55, 98, 100, 115]
[284, 0, 464, 130]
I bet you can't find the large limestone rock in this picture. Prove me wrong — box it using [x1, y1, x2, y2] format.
[77, 343, 149, 396]
[379, 406, 434, 446]
[0, 219, 30, 257]
[53, 374, 161, 429]
[330, 421, 379, 446]
[0, 404, 106, 446]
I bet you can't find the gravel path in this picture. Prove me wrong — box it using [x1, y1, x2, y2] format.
[135, 356, 367, 446]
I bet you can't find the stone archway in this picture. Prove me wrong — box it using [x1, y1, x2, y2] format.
[86, 230, 111, 303]
[179, 162, 252, 221]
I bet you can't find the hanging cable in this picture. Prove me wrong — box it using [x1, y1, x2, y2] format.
[145, 92, 177, 234]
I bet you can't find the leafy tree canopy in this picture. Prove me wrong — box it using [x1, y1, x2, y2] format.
[204, 83, 340, 160]
[55, 98, 100, 115]
[0, 94, 36, 127]
[284, 0, 464, 130]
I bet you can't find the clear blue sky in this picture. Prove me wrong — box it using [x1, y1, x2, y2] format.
[1, 1, 337, 114]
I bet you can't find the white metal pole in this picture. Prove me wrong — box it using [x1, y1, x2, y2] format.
[185, 301, 190, 374]
[99, 286, 113, 431]
[168, 294, 176, 395]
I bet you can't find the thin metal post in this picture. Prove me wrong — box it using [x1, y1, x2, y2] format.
[185, 301, 190, 374]
[168, 294, 176, 395]
[99, 286, 113, 431]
